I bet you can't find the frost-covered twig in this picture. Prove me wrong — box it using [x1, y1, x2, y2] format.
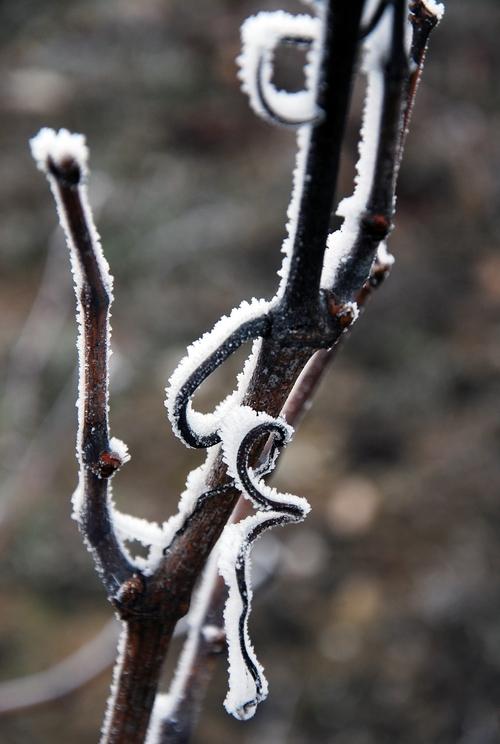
[30, 129, 170, 744]
[149, 0, 443, 735]
[152, 247, 394, 742]
[217, 408, 311, 719]
[0, 620, 120, 714]
[30, 128, 134, 595]
[30, 1, 443, 742]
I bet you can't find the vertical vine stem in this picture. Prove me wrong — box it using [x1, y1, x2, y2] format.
[30, 0, 443, 742]
[281, 0, 365, 310]
[155, 253, 393, 743]
[153, 1, 442, 738]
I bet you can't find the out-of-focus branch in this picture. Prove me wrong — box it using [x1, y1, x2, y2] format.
[0, 620, 120, 715]
[404, 1, 442, 135]
[2, 235, 70, 442]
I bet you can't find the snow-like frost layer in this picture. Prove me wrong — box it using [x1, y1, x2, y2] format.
[165, 300, 268, 445]
[113, 511, 163, 550]
[422, 0, 445, 21]
[376, 241, 395, 267]
[101, 622, 127, 740]
[145, 693, 173, 744]
[30, 127, 89, 176]
[320, 3, 394, 289]
[109, 436, 131, 465]
[30, 128, 114, 499]
[238, 11, 321, 125]
[217, 407, 310, 719]
[218, 516, 266, 720]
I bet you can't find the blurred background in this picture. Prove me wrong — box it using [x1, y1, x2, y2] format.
[1, 0, 500, 742]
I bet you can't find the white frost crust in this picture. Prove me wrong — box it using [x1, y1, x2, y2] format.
[30, 127, 89, 176]
[201, 624, 223, 643]
[218, 516, 266, 720]
[238, 11, 321, 125]
[30, 128, 114, 488]
[109, 436, 131, 465]
[219, 406, 310, 517]
[341, 300, 360, 326]
[112, 509, 163, 565]
[320, 4, 395, 290]
[165, 300, 269, 445]
[71, 483, 84, 524]
[217, 406, 310, 719]
[376, 241, 395, 267]
[145, 693, 172, 744]
[101, 621, 127, 741]
[422, 0, 445, 21]
[275, 7, 325, 298]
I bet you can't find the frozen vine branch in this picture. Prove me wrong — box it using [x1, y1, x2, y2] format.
[154, 248, 395, 742]
[30, 1, 442, 742]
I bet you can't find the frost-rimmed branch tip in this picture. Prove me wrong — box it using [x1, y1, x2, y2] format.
[30, 128, 135, 597]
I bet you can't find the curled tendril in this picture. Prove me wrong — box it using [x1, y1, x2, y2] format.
[360, 0, 390, 39]
[166, 305, 271, 449]
[240, 3, 394, 130]
[218, 409, 310, 719]
[233, 421, 304, 517]
[255, 37, 321, 128]
[238, 11, 322, 129]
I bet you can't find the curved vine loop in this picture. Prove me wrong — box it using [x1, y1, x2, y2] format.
[238, 11, 323, 129]
[218, 408, 310, 720]
[254, 36, 321, 128]
[240, 3, 393, 130]
[165, 302, 271, 449]
[360, 0, 390, 40]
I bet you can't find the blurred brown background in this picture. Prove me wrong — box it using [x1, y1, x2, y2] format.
[1, 0, 500, 742]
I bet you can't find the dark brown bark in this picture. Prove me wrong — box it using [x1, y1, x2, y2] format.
[103, 620, 175, 744]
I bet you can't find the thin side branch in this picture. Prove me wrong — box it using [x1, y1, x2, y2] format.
[30, 129, 134, 598]
[0, 621, 119, 715]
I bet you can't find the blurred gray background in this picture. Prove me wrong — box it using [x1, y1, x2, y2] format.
[1, 0, 500, 742]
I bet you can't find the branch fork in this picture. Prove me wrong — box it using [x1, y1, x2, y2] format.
[29, 0, 443, 741]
